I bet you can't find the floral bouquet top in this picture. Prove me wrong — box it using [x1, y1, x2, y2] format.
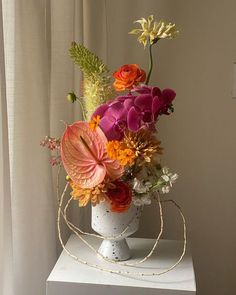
[41, 15, 179, 213]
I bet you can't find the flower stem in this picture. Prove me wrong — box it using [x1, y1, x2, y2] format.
[77, 97, 87, 121]
[146, 44, 153, 85]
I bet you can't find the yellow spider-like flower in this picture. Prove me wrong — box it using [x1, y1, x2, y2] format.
[123, 129, 163, 164]
[129, 15, 179, 47]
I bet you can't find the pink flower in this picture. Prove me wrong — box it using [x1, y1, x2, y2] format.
[60, 121, 123, 188]
[50, 156, 61, 166]
[92, 85, 176, 140]
[40, 136, 60, 150]
[93, 95, 134, 140]
[132, 85, 176, 116]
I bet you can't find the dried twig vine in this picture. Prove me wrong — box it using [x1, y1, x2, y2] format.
[56, 165, 187, 276]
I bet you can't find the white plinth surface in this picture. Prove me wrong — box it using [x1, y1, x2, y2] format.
[47, 235, 196, 295]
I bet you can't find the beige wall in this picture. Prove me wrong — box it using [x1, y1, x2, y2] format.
[105, 1, 236, 294]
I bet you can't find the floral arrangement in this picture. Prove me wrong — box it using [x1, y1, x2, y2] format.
[41, 15, 179, 213]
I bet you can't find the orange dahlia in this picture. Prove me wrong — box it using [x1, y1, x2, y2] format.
[69, 180, 107, 207]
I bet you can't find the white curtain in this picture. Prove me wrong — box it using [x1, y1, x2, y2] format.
[0, 0, 109, 294]
[1, 1, 57, 294]
[0, 1, 13, 294]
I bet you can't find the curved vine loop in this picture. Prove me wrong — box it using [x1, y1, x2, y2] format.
[57, 164, 187, 276]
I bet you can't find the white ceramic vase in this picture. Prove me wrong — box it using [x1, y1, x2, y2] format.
[91, 201, 141, 261]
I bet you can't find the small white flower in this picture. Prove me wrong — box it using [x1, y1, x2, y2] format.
[161, 175, 170, 182]
[162, 167, 169, 174]
[170, 173, 178, 182]
[161, 167, 178, 186]
[158, 167, 178, 194]
[133, 178, 152, 194]
[133, 198, 143, 206]
[133, 194, 152, 206]
[141, 195, 152, 205]
[161, 185, 170, 194]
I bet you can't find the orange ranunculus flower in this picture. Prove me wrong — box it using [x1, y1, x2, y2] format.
[113, 64, 146, 92]
[107, 180, 132, 213]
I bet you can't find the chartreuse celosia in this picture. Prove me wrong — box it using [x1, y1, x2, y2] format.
[69, 42, 113, 120]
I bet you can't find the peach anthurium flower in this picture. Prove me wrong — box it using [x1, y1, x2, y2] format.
[61, 121, 123, 188]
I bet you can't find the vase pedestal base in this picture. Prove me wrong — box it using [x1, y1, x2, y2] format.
[98, 238, 131, 261]
[47, 235, 196, 295]
[92, 202, 141, 261]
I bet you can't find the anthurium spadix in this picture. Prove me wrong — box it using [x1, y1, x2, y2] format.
[61, 121, 123, 188]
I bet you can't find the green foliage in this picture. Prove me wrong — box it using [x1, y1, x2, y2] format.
[69, 42, 108, 80]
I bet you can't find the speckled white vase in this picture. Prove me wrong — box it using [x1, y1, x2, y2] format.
[91, 202, 141, 261]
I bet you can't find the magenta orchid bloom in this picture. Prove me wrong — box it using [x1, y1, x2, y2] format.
[93, 99, 129, 140]
[132, 85, 176, 116]
[92, 85, 176, 140]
